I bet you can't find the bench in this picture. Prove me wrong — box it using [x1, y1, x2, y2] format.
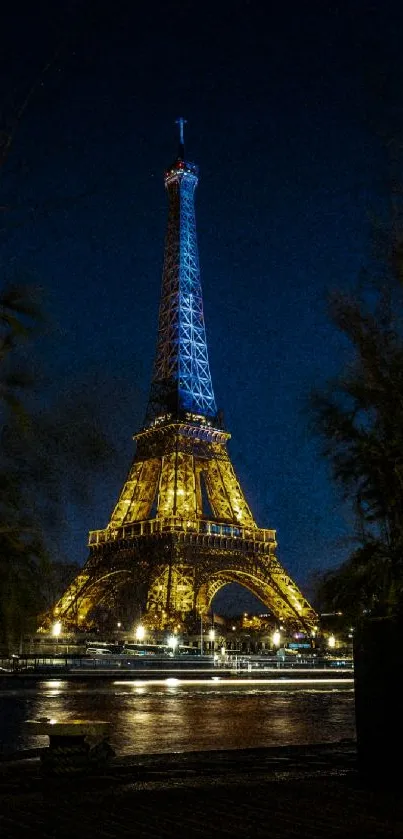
[24, 719, 113, 774]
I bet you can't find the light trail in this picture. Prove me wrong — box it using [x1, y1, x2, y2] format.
[113, 677, 354, 687]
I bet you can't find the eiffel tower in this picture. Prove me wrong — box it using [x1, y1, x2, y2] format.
[49, 120, 317, 634]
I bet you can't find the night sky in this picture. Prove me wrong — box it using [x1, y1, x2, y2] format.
[1, 1, 402, 613]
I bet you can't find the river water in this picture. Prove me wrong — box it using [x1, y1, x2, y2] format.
[0, 678, 355, 757]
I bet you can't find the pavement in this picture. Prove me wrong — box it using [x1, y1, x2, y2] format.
[1, 741, 403, 838]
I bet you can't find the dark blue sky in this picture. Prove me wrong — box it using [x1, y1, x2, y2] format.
[1, 1, 402, 611]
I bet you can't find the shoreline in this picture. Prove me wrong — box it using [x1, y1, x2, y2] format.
[0, 666, 354, 684]
[0, 737, 357, 767]
[4, 739, 403, 838]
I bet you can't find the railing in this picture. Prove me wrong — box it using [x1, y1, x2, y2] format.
[88, 518, 276, 546]
[0, 654, 354, 674]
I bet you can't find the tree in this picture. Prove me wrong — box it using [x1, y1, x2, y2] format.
[0, 284, 47, 650]
[0, 19, 121, 651]
[310, 226, 403, 620]
[0, 285, 117, 652]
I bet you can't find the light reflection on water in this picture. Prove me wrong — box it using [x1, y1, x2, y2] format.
[0, 679, 355, 756]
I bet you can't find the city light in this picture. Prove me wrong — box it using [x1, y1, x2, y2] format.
[328, 635, 336, 648]
[52, 621, 62, 638]
[135, 624, 145, 641]
[167, 635, 178, 650]
[272, 630, 281, 647]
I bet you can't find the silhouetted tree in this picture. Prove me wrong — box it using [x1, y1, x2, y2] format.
[0, 284, 47, 650]
[310, 220, 403, 620]
[0, 285, 117, 651]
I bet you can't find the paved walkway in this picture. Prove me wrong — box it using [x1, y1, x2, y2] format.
[1, 742, 402, 838]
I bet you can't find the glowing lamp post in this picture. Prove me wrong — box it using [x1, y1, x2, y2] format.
[328, 635, 336, 650]
[168, 635, 178, 655]
[52, 621, 62, 651]
[52, 621, 62, 638]
[209, 628, 215, 659]
[135, 624, 146, 642]
[272, 630, 281, 648]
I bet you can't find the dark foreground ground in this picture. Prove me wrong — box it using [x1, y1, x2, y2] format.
[1, 741, 402, 838]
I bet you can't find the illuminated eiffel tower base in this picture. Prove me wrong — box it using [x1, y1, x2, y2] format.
[47, 121, 317, 634]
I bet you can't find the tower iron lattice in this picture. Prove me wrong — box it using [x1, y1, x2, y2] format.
[47, 121, 317, 634]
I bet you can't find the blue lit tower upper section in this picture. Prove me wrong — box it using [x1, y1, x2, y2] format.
[145, 119, 217, 426]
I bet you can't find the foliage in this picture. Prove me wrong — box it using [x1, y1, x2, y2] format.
[0, 43, 120, 651]
[310, 226, 403, 620]
[0, 284, 47, 650]
[0, 284, 117, 652]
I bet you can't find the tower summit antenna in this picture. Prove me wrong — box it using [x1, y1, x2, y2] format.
[176, 116, 187, 159]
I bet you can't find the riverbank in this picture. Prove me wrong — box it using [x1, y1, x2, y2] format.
[0, 668, 354, 686]
[0, 656, 353, 684]
[0, 740, 402, 837]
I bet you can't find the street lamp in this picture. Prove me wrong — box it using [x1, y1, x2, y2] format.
[52, 621, 62, 653]
[135, 624, 145, 642]
[328, 635, 336, 649]
[209, 628, 215, 658]
[52, 621, 62, 638]
[168, 635, 178, 655]
[272, 629, 281, 648]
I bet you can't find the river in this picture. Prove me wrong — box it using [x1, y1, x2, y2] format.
[0, 678, 355, 757]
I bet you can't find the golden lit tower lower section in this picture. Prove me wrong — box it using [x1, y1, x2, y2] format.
[50, 416, 317, 632]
